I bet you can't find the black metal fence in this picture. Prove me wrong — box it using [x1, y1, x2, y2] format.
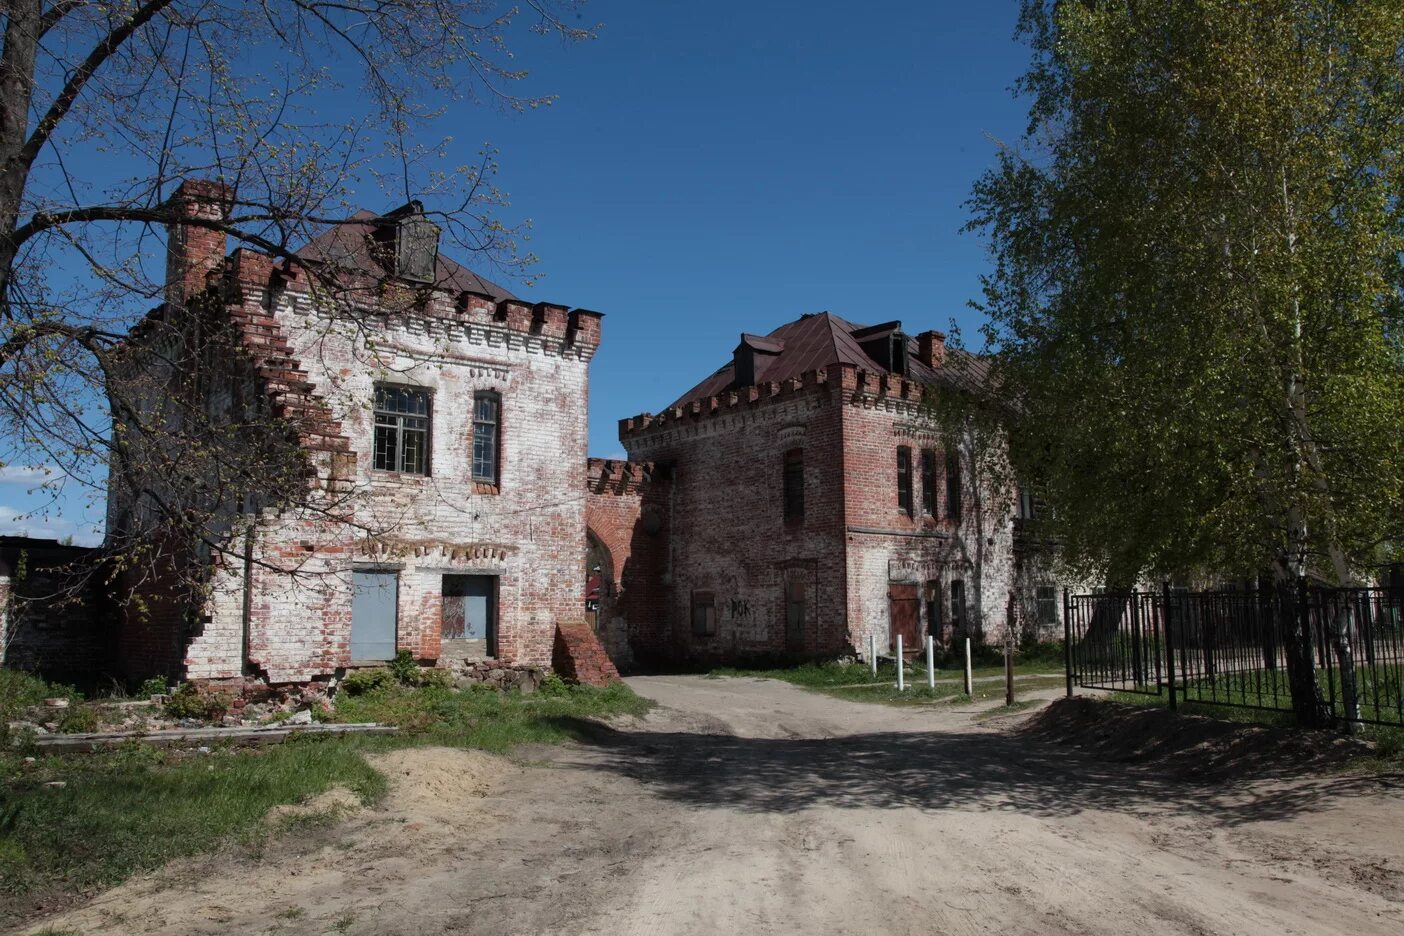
[1064, 584, 1404, 729]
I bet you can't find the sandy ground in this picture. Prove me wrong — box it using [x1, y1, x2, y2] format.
[21, 676, 1404, 936]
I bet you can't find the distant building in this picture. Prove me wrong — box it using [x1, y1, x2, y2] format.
[586, 312, 1068, 667]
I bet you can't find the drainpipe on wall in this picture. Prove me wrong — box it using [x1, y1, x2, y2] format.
[241, 521, 254, 678]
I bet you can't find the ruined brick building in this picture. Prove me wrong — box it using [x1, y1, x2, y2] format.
[4, 183, 1064, 687]
[105, 181, 609, 685]
[585, 313, 1065, 668]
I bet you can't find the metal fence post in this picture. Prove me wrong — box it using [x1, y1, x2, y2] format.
[1063, 587, 1074, 699]
[1162, 579, 1177, 712]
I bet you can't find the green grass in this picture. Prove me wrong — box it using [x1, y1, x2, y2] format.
[708, 660, 1065, 707]
[1160, 661, 1404, 726]
[0, 676, 650, 918]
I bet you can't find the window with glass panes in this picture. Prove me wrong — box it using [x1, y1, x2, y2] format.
[373, 385, 430, 474]
[472, 391, 500, 483]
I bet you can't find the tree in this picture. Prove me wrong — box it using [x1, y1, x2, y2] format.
[0, 1, 593, 577]
[971, 0, 1404, 585]
[968, 0, 1404, 722]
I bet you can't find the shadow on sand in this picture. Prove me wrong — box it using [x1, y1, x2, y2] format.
[541, 713, 1400, 829]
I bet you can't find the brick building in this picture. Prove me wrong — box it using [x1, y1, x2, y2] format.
[587, 312, 1066, 667]
[106, 181, 604, 685]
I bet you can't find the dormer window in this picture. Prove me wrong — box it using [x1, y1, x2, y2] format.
[372, 201, 440, 283]
[852, 321, 909, 376]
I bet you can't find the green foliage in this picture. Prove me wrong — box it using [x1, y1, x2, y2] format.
[0, 736, 384, 905]
[411, 667, 451, 690]
[537, 673, 571, 697]
[0, 670, 68, 725]
[344, 653, 450, 694]
[0, 680, 650, 918]
[339, 668, 396, 696]
[136, 677, 168, 699]
[161, 684, 232, 722]
[330, 679, 650, 751]
[969, 0, 1404, 584]
[56, 707, 99, 735]
[388, 649, 420, 685]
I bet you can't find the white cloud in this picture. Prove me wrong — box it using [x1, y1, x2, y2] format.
[0, 465, 60, 486]
[0, 504, 103, 546]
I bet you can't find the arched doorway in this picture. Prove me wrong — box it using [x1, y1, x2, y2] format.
[585, 528, 631, 667]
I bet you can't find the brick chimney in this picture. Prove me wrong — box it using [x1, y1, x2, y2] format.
[917, 330, 946, 369]
[165, 179, 233, 306]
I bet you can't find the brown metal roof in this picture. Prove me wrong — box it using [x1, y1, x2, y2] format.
[669, 312, 989, 408]
[294, 210, 518, 301]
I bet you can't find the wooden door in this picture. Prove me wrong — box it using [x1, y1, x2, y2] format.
[888, 583, 920, 657]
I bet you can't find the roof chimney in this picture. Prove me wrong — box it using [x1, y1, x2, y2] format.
[917, 330, 946, 369]
[165, 180, 233, 307]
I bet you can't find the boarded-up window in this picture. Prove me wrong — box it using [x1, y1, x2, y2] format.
[472, 391, 500, 484]
[925, 580, 943, 637]
[897, 446, 913, 517]
[351, 570, 398, 661]
[945, 450, 962, 522]
[921, 449, 937, 516]
[783, 449, 804, 523]
[950, 579, 966, 633]
[396, 214, 440, 283]
[373, 385, 430, 474]
[691, 591, 716, 637]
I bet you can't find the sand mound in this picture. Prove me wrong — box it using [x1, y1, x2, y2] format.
[1022, 697, 1372, 782]
[369, 746, 517, 818]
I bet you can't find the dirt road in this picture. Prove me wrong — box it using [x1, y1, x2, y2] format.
[25, 676, 1404, 935]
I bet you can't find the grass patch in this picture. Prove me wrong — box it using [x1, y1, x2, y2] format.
[709, 661, 1065, 708]
[974, 699, 1042, 722]
[1, 677, 649, 920]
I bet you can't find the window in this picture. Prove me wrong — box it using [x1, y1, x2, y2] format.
[1018, 488, 1037, 520]
[897, 446, 913, 517]
[921, 449, 937, 516]
[783, 449, 804, 523]
[890, 333, 908, 376]
[1036, 585, 1057, 630]
[691, 591, 716, 637]
[373, 385, 430, 474]
[925, 580, 943, 638]
[945, 450, 962, 522]
[950, 579, 966, 634]
[472, 391, 500, 483]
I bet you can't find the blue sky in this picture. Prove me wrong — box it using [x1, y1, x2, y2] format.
[0, 0, 1035, 544]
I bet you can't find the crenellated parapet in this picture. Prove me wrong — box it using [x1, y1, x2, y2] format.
[224, 252, 604, 354]
[618, 362, 935, 441]
[586, 458, 659, 496]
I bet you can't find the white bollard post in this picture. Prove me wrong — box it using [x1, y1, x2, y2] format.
[896, 635, 905, 691]
[963, 637, 973, 696]
[926, 635, 936, 690]
[869, 633, 877, 677]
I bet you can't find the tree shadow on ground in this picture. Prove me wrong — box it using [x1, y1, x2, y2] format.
[541, 715, 1399, 828]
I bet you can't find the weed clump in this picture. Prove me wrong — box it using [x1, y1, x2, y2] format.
[162, 683, 233, 722]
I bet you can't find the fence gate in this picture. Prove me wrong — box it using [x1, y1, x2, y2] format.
[1064, 591, 1167, 699]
